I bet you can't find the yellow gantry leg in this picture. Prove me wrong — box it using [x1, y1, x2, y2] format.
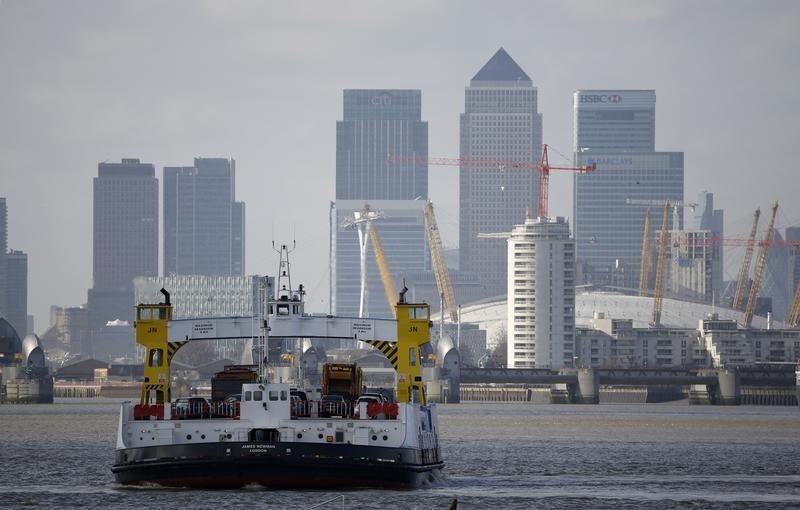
[135, 303, 174, 405]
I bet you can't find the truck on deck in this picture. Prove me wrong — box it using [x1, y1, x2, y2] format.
[321, 363, 363, 401]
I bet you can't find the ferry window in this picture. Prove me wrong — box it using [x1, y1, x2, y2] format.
[269, 305, 274, 314]
[148, 348, 163, 367]
[269, 390, 279, 401]
[407, 306, 428, 319]
[280, 390, 287, 401]
[253, 390, 263, 401]
[277, 304, 289, 315]
[157, 307, 167, 320]
[139, 308, 151, 320]
[409, 347, 416, 366]
[245, 391, 252, 401]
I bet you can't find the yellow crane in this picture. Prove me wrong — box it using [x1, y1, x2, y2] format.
[742, 201, 779, 328]
[639, 208, 652, 296]
[651, 202, 670, 327]
[732, 208, 761, 311]
[423, 201, 458, 323]
[369, 223, 397, 318]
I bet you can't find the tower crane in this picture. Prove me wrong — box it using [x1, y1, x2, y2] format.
[651, 201, 671, 327]
[537, 144, 596, 218]
[742, 201, 779, 328]
[388, 144, 596, 219]
[731, 208, 760, 311]
[423, 201, 458, 324]
[639, 208, 652, 296]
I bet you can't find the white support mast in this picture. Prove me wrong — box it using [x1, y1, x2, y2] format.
[342, 204, 385, 318]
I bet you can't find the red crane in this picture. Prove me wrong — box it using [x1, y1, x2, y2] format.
[387, 144, 596, 218]
[537, 144, 596, 218]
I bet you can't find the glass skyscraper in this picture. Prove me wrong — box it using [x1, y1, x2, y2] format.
[88, 159, 158, 337]
[164, 158, 245, 276]
[332, 90, 430, 319]
[336, 90, 427, 200]
[460, 48, 542, 299]
[92, 159, 158, 291]
[573, 90, 684, 287]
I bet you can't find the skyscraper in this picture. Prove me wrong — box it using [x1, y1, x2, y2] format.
[0, 198, 7, 328]
[573, 90, 655, 152]
[507, 215, 575, 368]
[164, 158, 245, 276]
[336, 90, 427, 200]
[5, 249, 28, 336]
[691, 191, 724, 296]
[332, 90, 430, 318]
[88, 159, 158, 338]
[460, 48, 542, 299]
[0, 198, 28, 336]
[573, 90, 684, 287]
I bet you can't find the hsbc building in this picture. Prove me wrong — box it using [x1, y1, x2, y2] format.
[572, 89, 684, 289]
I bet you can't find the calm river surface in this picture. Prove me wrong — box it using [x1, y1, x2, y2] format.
[1, 399, 799, 509]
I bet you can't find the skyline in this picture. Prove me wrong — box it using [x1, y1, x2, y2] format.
[2, 1, 799, 330]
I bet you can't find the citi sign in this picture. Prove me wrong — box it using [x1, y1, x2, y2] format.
[580, 94, 622, 103]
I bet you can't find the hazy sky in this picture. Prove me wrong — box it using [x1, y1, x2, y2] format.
[1, 1, 799, 331]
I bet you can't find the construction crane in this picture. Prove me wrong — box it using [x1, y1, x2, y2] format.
[341, 204, 396, 318]
[369, 224, 397, 318]
[742, 201, 779, 328]
[624, 198, 697, 230]
[651, 201, 671, 327]
[423, 201, 458, 324]
[731, 208, 761, 311]
[388, 144, 597, 219]
[639, 208, 652, 296]
[538, 144, 596, 218]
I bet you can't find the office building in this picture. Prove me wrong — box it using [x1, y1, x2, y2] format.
[0, 198, 7, 329]
[331, 200, 429, 319]
[88, 159, 158, 342]
[332, 90, 429, 319]
[0, 198, 29, 336]
[460, 48, 542, 299]
[164, 158, 245, 276]
[668, 230, 713, 303]
[336, 90, 428, 200]
[573, 90, 655, 152]
[691, 191, 724, 296]
[573, 90, 683, 287]
[507, 215, 575, 368]
[5, 250, 28, 337]
[134, 275, 267, 319]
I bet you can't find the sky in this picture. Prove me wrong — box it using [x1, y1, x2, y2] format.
[1, 0, 799, 332]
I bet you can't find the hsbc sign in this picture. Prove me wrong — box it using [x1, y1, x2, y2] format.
[580, 94, 622, 104]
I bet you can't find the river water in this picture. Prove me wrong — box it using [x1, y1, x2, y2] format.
[1, 399, 799, 509]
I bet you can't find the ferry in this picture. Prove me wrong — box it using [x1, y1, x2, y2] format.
[111, 278, 444, 489]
